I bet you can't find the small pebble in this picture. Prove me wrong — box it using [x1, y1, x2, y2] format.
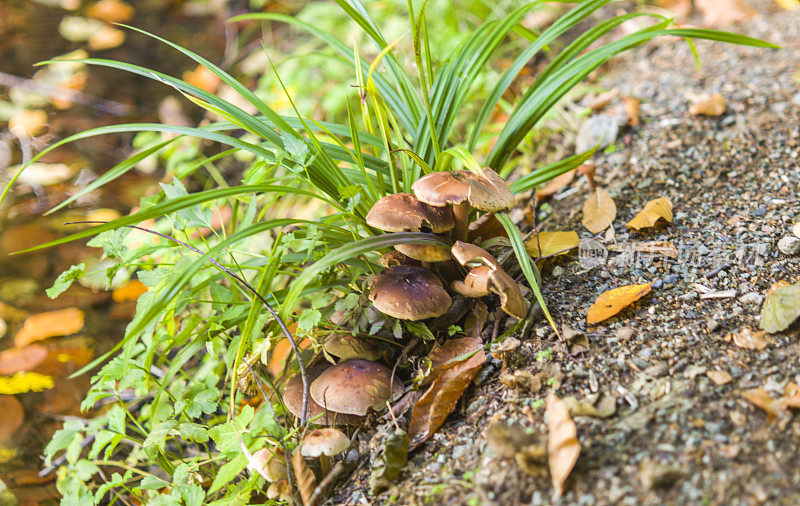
[793, 222, 800, 239]
[777, 235, 800, 256]
[739, 292, 763, 305]
[707, 319, 720, 333]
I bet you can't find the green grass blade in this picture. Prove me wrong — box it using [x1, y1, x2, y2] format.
[509, 146, 597, 194]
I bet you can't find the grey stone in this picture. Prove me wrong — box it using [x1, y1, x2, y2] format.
[777, 235, 800, 255]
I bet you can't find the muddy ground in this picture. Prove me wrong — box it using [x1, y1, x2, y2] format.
[338, 3, 800, 505]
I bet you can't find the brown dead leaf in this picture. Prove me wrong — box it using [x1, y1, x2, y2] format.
[525, 231, 580, 258]
[622, 96, 641, 126]
[689, 92, 727, 116]
[545, 392, 581, 498]
[14, 308, 85, 347]
[582, 187, 616, 234]
[409, 337, 486, 449]
[112, 280, 147, 303]
[588, 88, 619, 111]
[535, 169, 576, 202]
[0, 345, 49, 376]
[741, 388, 786, 422]
[627, 197, 673, 230]
[87, 0, 135, 23]
[782, 382, 800, 408]
[729, 328, 769, 350]
[587, 283, 652, 325]
[0, 395, 24, 441]
[707, 370, 733, 385]
[695, 0, 756, 27]
[291, 448, 317, 506]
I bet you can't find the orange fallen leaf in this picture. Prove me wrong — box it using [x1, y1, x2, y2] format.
[742, 388, 785, 422]
[627, 197, 673, 230]
[707, 370, 733, 385]
[622, 96, 640, 126]
[689, 92, 727, 116]
[9, 109, 48, 137]
[695, 0, 756, 27]
[112, 280, 148, 303]
[0, 345, 49, 376]
[87, 0, 135, 23]
[729, 328, 769, 350]
[409, 336, 486, 449]
[582, 187, 616, 234]
[587, 283, 652, 325]
[0, 395, 24, 441]
[545, 392, 581, 498]
[88, 25, 126, 51]
[525, 231, 580, 258]
[14, 308, 85, 347]
[535, 169, 576, 202]
[183, 65, 221, 94]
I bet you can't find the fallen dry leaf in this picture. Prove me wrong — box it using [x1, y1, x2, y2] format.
[0, 345, 49, 376]
[587, 283, 652, 325]
[582, 187, 617, 234]
[588, 88, 619, 111]
[0, 395, 24, 441]
[535, 169, 576, 202]
[9, 109, 48, 137]
[525, 231, 580, 258]
[623, 96, 641, 126]
[112, 280, 148, 303]
[776, 0, 800, 9]
[183, 65, 222, 94]
[0, 372, 54, 394]
[14, 308, 85, 347]
[409, 336, 486, 449]
[467, 213, 507, 242]
[627, 197, 673, 230]
[545, 392, 581, 498]
[695, 0, 756, 27]
[759, 281, 800, 333]
[742, 388, 787, 423]
[707, 370, 733, 385]
[729, 328, 769, 350]
[88, 25, 126, 51]
[689, 92, 727, 116]
[292, 448, 316, 506]
[87, 0, 135, 23]
[634, 240, 679, 258]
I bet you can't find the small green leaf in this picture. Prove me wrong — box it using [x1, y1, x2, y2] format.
[298, 308, 322, 331]
[46, 263, 85, 298]
[405, 321, 435, 341]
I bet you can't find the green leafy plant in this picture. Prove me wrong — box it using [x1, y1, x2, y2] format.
[2, 0, 774, 503]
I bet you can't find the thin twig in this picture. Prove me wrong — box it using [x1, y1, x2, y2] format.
[66, 221, 311, 427]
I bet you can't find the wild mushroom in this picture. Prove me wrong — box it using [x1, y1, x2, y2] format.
[450, 240, 501, 270]
[300, 427, 349, 476]
[488, 269, 527, 319]
[266, 480, 292, 503]
[380, 250, 419, 268]
[412, 166, 515, 240]
[366, 193, 454, 261]
[323, 333, 383, 361]
[282, 365, 361, 425]
[247, 447, 287, 482]
[309, 359, 403, 416]
[578, 162, 597, 191]
[369, 265, 452, 320]
[451, 265, 491, 298]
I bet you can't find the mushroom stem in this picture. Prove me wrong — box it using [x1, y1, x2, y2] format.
[452, 203, 470, 241]
[319, 456, 332, 477]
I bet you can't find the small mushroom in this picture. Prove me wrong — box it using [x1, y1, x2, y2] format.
[369, 265, 452, 320]
[323, 333, 383, 361]
[282, 365, 361, 425]
[488, 269, 527, 319]
[451, 240, 501, 270]
[309, 359, 403, 416]
[412, 166, 515, 239]
[247, 447, 287, 482]
[380, 250, 419, 268]
[266, 480, 292, 503]
[394, 242, 451, 262]
[578, 162, 597, 191]
[300, 427, 350, 475]
[451, 265, 491, 298]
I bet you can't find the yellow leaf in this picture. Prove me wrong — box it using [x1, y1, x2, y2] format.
[776, 0, 799, 9]
[0, 372, 54, 394]
[627, 197, 673, 230]
[587, 283, 652, 325]
[545, 392, 581, 498]
[525, 231, 580, 258]
[581, 188, 616, 234]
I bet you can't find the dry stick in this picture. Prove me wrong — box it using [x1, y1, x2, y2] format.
[307, 426, 363, 506]
[66, 221, 312, 427]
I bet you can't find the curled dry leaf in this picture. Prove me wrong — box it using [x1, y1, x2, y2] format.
[292, 448, 317, 506]
[729, 328, 770, 350]
[0, 395, 24, 441]
[582, 187, 617, 234]
[545, 392, 581, 498]
[742, 388, 788, 423]
[759, 282, 800, 333]
[627, 197, 673, 230]
[689, 92, 727, 116]
[525, 231, 580, 258]
[587, 283, 652, 325]
[408, 336, 486, 449]
[14, 308, 85, 347]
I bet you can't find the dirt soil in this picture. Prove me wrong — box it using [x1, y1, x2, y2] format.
[338, 3, 800, 505]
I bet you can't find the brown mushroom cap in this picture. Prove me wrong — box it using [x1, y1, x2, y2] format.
[411, 166, 515, 212]
[247, 447, 288, 482]
[394, 242, 452, 262]
[451, 241, 501, 270]
[300, 428, 350, 458]
[380, 250, 420, 268]
[323, 333, 383, 361]
[369, 266, 452, 320]
[451, 265, 491, 298]
[310, 359, 403, 416]
[282, 365, 362, 425]
[366, 193, 455, 233]
[488, 269, 527, 319]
